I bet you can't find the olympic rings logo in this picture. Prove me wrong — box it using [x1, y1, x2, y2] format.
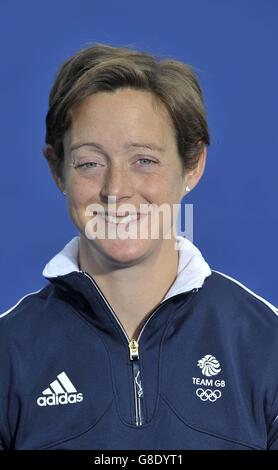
[196, 388, 222, 402]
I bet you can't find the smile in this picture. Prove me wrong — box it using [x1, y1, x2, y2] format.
[99, 213, 141, 225]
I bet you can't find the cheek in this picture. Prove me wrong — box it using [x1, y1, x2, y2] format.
[139, 183, 164, 203]
[66, 178, 96, 206]
[141, 173, 182, 204]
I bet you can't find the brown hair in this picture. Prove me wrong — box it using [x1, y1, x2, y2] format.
[44, 43, 210, 173]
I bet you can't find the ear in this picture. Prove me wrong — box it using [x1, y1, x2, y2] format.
[183, 145, 207, 194]
[43, 144, 65, 193]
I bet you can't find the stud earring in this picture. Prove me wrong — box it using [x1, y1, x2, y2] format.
[185, 186, 190, 193]
[62, 190, 67, 196]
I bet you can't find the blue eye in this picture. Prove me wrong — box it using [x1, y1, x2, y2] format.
[137, 158, 157, 166]
[70, 160, 105, 178]
[76, 162, 98, 169]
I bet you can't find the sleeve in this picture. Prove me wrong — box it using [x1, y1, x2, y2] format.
[266, 324, 278, 450]
[268, 415, 278, 450]
[268, 435, 278, 450]
[0, 323, 15, 450]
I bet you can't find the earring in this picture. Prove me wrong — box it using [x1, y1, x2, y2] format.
[62, 190, 67, 196]
[185, 186, 190, 193]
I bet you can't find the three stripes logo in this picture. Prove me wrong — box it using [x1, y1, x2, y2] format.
[37, 371, 83, 407]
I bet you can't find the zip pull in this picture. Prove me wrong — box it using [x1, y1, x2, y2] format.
[129, 339, 139, 361]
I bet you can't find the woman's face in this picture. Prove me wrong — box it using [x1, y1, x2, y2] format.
[61, 88, 195, 265]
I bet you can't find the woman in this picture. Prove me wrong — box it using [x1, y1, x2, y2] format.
[0, 44, 277, 450]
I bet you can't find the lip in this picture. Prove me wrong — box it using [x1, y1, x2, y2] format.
[105, 212, 139, 217]
[96, 212, 146, 225]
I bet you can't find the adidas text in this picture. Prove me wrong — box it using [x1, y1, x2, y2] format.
[37, 393, 83, 407]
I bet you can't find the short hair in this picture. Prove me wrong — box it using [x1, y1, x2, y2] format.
[44, 43, 210, 173]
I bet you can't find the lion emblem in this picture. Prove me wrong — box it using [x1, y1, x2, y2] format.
[197, 355, 221, 377]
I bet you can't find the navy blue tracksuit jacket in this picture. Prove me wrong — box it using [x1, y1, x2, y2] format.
[0, 236, 278, 450]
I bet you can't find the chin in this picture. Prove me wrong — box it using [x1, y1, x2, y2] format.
[94, 238, 157, 267]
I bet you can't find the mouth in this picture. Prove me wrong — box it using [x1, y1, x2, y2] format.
[98, 212, 143, 225]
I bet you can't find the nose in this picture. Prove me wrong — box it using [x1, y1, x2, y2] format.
[100, 163, 133, 202]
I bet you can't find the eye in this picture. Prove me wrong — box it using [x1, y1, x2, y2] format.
[72, 159, 105, 170]
[75, 161, 98, 169]
[136, 157, 158, 167]
[70, 159, 105, 178]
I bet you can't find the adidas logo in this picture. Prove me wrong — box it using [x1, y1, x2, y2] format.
[37, 371, 83, 407]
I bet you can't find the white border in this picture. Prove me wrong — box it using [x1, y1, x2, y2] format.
[213, 270, 278, 316]
[0, 289, 43, 319]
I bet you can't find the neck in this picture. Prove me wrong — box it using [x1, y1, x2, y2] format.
[78, 237, 179, 339]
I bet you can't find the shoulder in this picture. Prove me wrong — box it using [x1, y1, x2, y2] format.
[210, 269, 277, 313]
[199, 269, 278, 380]
[0, 284, 56, 343]
[200, 270, 278, 332]
[205, 271, 278, 429]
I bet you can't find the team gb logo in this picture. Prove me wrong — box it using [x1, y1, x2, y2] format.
[197, 355, 221, 377]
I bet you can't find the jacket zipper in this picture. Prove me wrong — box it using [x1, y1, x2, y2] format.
[129, 339, 144, 426]
[82, 271, 196, 427]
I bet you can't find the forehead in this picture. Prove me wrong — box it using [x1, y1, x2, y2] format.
[64, 88, 176, 150]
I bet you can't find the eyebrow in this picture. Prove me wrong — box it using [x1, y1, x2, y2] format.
[70, 141, 165, 153]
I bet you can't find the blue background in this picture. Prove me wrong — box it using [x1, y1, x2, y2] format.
[0, 0, 277, 311]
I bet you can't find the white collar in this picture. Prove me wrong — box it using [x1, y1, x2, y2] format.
[42, 236, 211, 299]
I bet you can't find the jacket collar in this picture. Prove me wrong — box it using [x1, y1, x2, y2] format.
[43, 236, 211, 299]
